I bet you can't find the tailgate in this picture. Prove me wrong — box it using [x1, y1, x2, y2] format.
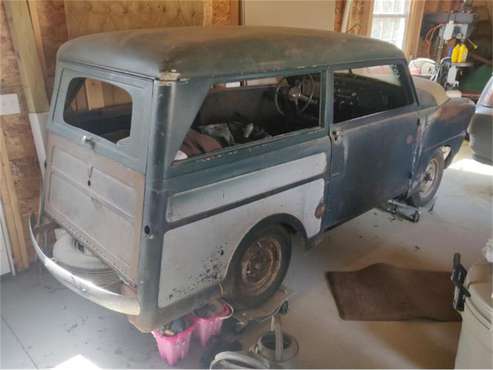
[44, 134, 145, 284]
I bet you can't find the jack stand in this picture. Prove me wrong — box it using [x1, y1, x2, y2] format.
[380, 199, 421, 223]
[210, 287, 298, 369]
[229, 286, 292, 334]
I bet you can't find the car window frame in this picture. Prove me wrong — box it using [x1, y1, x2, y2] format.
[167, 68, 329, 178]
[50, 63, 154, 172]
[329, 59, 418, 128]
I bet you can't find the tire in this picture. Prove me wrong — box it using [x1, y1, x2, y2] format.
[407, 149, 445, 207]
[226, 224, 291, 309]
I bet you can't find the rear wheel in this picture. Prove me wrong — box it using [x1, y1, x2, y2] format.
[407, 149, 444, 207]
[227, 225, 291, 308]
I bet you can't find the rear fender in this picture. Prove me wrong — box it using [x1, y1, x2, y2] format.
[410, 97, 474, 194]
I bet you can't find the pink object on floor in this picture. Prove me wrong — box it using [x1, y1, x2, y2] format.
[151, 323, 195, 366]
[193, 303, 232, 347]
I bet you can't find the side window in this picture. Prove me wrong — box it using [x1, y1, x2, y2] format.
[174, 72, 322, 162]
[63, 78, 132, 144]
[333, 64, 412, 123]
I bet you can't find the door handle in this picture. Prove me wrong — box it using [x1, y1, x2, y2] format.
[332, 129, 343, 142]
[81, 135, 95, 148]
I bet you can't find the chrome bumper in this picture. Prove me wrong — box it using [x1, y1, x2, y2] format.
[29, 215, 140, 316]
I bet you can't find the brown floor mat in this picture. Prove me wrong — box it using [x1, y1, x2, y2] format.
[326, 263, 460, 321]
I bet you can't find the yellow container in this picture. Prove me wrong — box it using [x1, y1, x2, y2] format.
[458, 43, 469, 63]
[451, 44, 461, 63]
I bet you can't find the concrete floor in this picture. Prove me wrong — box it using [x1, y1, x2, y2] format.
[1, 144, 492, 369]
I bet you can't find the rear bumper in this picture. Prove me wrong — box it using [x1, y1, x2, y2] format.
[29, 214, 140, 316]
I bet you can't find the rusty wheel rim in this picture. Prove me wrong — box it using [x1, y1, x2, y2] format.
[419, 158, 439, 198]
[239, 237, 282, 297]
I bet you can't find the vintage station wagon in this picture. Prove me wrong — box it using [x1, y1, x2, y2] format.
[30, 27, 474, 331]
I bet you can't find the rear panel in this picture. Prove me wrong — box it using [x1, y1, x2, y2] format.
[45, 134, 144, 283]
[45, 64, 153, 284]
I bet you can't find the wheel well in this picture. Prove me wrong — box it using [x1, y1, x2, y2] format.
[279, 220, 307, 250]
[222, 214, 307, 282]
[221, 214, 306, 299]
[264, 214, 308, 247]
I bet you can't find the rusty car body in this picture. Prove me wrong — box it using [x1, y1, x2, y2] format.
[30, 27, 475, 332]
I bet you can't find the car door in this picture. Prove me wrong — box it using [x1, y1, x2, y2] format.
[44, 64, 153, 285]
[325, 61, 419, 227]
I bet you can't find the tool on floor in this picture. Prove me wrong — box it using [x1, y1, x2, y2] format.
[451, 253, 471, 312]
[250, 311, 299, 366]
[379, 199, 421, 223]
[210, 293, 298, 369]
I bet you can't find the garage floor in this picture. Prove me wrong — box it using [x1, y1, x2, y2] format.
[1, 144, 492, 369]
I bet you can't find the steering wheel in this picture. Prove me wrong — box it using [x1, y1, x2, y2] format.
[274, 75, 315, 116]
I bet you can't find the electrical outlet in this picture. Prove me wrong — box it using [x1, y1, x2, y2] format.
[0, 94, 20, 116]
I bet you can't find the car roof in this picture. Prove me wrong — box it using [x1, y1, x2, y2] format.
[58, 26, 405, 81]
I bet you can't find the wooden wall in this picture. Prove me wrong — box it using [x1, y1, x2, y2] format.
[64, 1, 206, 38]
[26, 0, 238, 98]
[0, 2, 41, 270]
[334, 0, 374, 36]
[28, 0, 68, 97]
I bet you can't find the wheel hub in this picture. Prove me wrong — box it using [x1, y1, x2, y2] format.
[419, 158, 439, 198]
[239, 238, 282, 297]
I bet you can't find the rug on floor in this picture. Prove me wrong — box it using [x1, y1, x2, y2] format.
[326, 263, 460, 321]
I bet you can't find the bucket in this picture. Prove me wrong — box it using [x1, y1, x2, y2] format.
[151, 320, 195, 366]
[193, 303, 233, 347]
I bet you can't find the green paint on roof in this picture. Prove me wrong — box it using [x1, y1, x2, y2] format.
[58, 26, 405, 80]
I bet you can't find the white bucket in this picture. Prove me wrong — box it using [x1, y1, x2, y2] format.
[455, 263, 493, 369]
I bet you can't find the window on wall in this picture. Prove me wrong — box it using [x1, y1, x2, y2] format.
[333, 64, 413, 123]
[371, 0, 411, 49]
[173, 73, 322, 162]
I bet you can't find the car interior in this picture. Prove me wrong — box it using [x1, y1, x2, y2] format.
[333, 67, 411, 123]
[176, 73, 322, 160]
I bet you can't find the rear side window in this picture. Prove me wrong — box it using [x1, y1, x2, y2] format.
[174, 72, 322, 162]
[333, 64, 413, 123]
[63, 78, 132, 144]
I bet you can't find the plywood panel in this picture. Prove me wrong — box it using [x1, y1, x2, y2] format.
[0, 2, 41, 270]
[64, 1, 205, 38]
[3, 0, 49, 113]
[28, 0, 68, 97]
[212, 0, 239, 25]
[334, 0, 346, 32]
[332, 0, 373, 36]
[404, 0, 426, 59]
